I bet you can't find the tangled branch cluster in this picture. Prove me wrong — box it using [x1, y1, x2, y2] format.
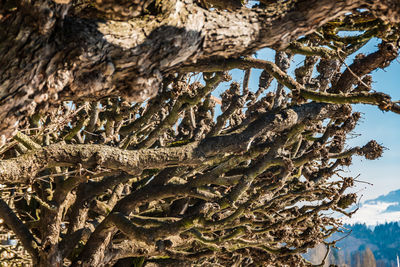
[0, 9, 399, 267]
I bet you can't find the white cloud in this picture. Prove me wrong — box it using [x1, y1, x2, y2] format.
[342, 201, 400, 225]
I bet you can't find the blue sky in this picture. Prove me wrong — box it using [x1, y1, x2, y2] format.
[218, 40, 400, 202]
[346, 40, 400, 201]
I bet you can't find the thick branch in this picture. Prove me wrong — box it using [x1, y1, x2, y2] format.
[0, 142, 203, 184]
[0, 198, 39, 262]
[332, 42, 399, 93]
[300, 90, 400, 114]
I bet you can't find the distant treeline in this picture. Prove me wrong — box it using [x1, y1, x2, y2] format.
[307, 222, 400, 267]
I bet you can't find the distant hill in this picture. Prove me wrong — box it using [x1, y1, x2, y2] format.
[343, 189, 400, 225]
[307, 222, 400, 266]
[367, 189, 400, 204]
[307, 189, 400, 266]
[366, 189, 400, 213]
